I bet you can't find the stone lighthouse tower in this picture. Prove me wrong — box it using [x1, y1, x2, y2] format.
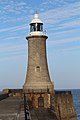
[23, 13, 54, 108]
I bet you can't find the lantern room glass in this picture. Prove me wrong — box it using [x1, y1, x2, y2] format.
[30, 23, 43, 32]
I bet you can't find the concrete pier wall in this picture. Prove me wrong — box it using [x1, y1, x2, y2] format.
[51, 91, 77, 120]
[0, 93, 9, 101]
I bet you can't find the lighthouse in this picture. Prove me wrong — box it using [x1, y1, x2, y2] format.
[23, 13, 54, 108]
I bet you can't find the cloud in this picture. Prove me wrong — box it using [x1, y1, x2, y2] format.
[0, 44, 27, 61]
[0, 0, 80, 31]
[48, 37, 80, 45]
[48, 28, 79, 37]
[42, 0, 68, 6]
[42, 0, 79, 8]
[0, 43, 27, 61]
[2, 36, 20, 41]
[58, 46, 80, 52]
[0, 24, 28, 33]
[40, 1, 80, 43]
[47, 18, 80, 32]
[0, 0, 31, 13]
[0, 0, 31, 23]
[0, 0, 80, 53]
[0, 44, 27, 53]
[41, 2, 80, 27]
[0, 51, 26, 61]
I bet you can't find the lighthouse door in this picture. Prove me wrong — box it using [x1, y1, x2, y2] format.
[38, 95, 44, 107]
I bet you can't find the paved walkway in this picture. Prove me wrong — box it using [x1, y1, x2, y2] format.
[0, 96, 25, 120]
[0, 96, 58, 120]
[30, 108, 58, 120]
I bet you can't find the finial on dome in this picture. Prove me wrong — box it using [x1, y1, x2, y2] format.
[30, 12, 43, 24]
[35, 10, 38, 14]
[33, 13, 39, 19]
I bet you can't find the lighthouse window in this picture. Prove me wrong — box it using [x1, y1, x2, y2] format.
[37, 24, 43, 31]
[36, 66, 40, 72]
[30, 23, 43, 32]
[40, 25, 43, 31]
[30, 24, 36, 32]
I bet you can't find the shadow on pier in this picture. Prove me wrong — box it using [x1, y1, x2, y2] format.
[29, 108, 58, 120]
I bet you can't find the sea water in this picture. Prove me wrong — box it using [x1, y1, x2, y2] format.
[72, 89, 80, 120]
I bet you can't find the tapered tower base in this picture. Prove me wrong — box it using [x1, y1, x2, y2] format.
[23, 81, 54, 93]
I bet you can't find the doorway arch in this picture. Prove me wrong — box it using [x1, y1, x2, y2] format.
[38, 95, 44, 107]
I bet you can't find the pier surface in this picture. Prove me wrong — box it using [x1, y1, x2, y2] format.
[0, 96, 25, 120]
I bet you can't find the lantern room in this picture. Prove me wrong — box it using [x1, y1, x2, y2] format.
[29, 13, 44, 36]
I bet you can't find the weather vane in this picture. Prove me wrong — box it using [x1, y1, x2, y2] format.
[35, 10, 38, 14]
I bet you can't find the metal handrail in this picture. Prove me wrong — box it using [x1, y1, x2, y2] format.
[24, 94, 31, 120]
